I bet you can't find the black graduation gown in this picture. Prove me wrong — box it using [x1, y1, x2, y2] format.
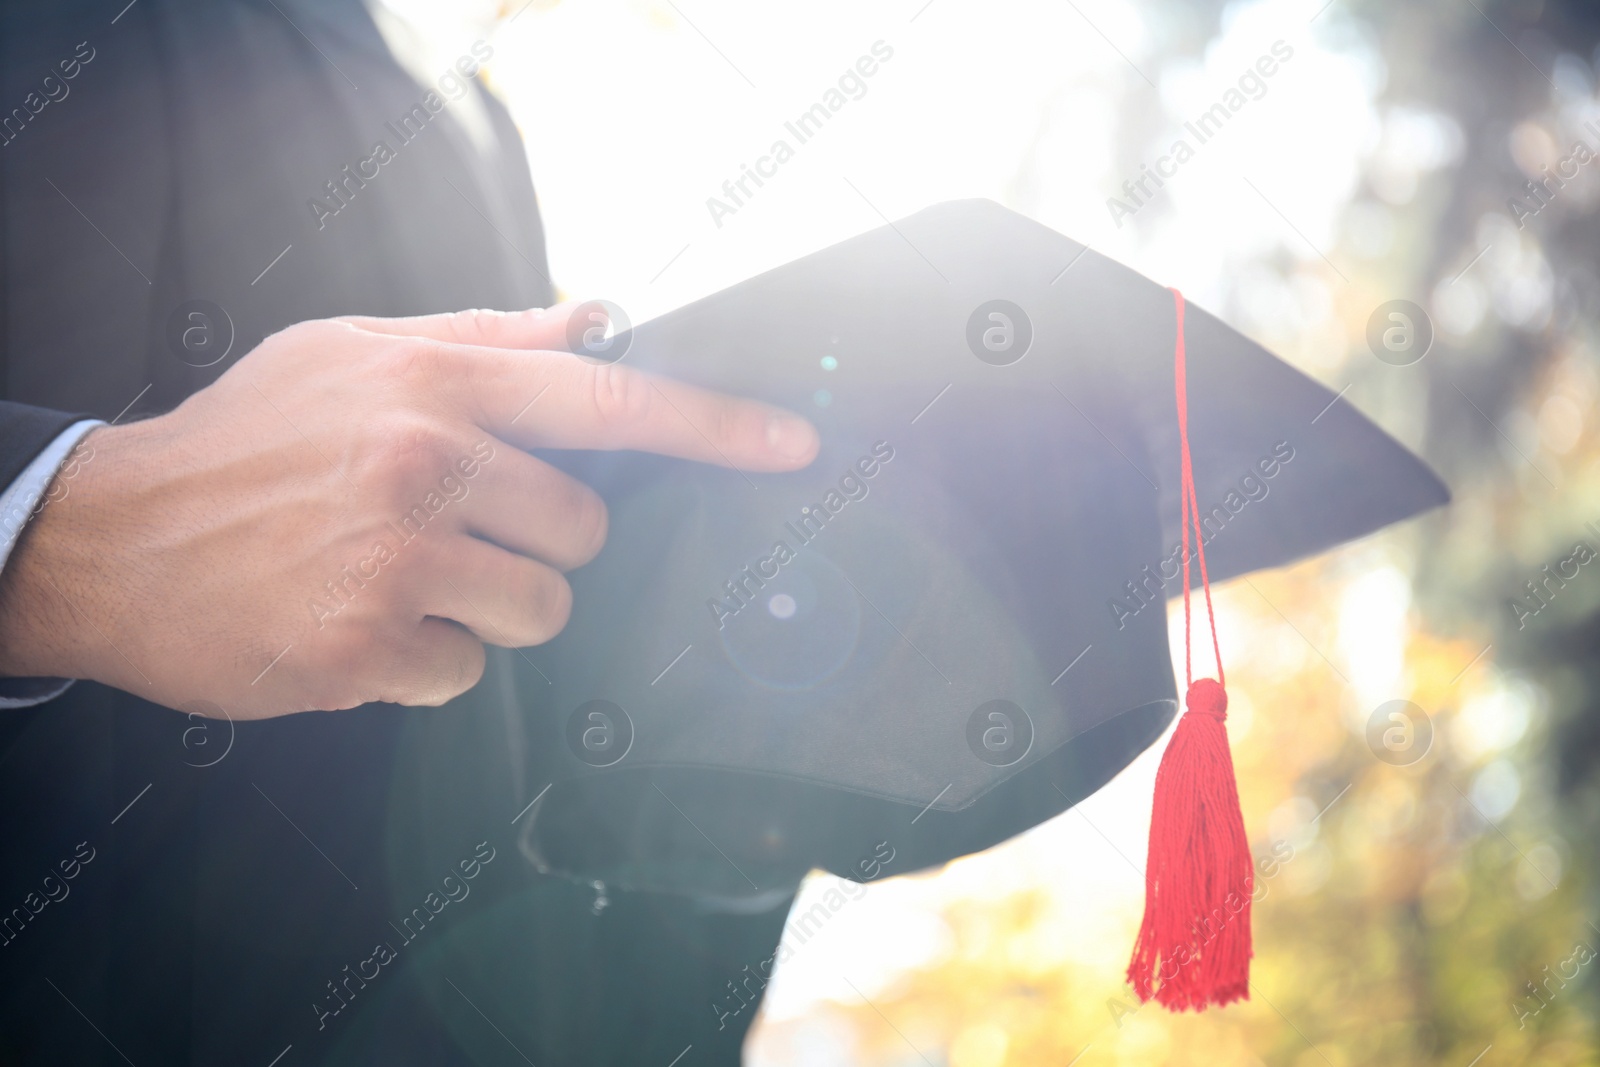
[0, 2, 792, 1063]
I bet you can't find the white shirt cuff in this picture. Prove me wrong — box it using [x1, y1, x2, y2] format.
[0, 419, 103, 708]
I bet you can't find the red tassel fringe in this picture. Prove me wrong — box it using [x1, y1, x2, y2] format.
[1125, 289, 1254, 1011]
[1125, 678, 1253, 1009]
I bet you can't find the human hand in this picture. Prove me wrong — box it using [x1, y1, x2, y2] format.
[0, 303, 818, 718]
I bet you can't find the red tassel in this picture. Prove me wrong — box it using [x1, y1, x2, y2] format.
[1125, 290, 1254, 1011]
[1125, 678, 1253, 1009]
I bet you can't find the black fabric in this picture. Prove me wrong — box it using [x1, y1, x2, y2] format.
[0, 2, 788, 1065]
[509, 200, 1450, 897]
[0, 401, 83, 488]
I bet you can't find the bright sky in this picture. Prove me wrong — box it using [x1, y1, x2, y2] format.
[381, 0, 1396, 321]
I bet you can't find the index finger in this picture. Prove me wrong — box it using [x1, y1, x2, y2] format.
[409, 335, 820, 472]
[338, 302, 587, 352]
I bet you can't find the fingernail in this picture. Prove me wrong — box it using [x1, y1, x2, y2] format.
[766, 414, 817, 460]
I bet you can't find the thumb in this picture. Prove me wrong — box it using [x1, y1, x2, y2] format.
[337, 300, 592, 351]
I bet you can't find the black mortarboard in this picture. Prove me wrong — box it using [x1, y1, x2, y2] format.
[511, 199, 1447, 916]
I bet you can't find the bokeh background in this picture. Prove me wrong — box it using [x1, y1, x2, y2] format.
[383, 0, 1600, 1061]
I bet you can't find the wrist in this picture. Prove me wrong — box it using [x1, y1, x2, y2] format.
[0, 421, 159, 687]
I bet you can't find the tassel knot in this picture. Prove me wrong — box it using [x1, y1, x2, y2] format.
[1185, 678, 1227, 721]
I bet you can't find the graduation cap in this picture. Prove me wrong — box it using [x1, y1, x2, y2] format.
[510, 199, 1447, 1008]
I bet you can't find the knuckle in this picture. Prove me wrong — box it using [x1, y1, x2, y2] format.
[588, 363, 653, 434]
[709, 399, 750, 451]
[391, 535, 443, 584]
[387, 337, 448, 385]
[565, 485, 609, 568]
[375, 416, 453, 489]
[458, 307, 500, 346]
[524, 570, 573, 645]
